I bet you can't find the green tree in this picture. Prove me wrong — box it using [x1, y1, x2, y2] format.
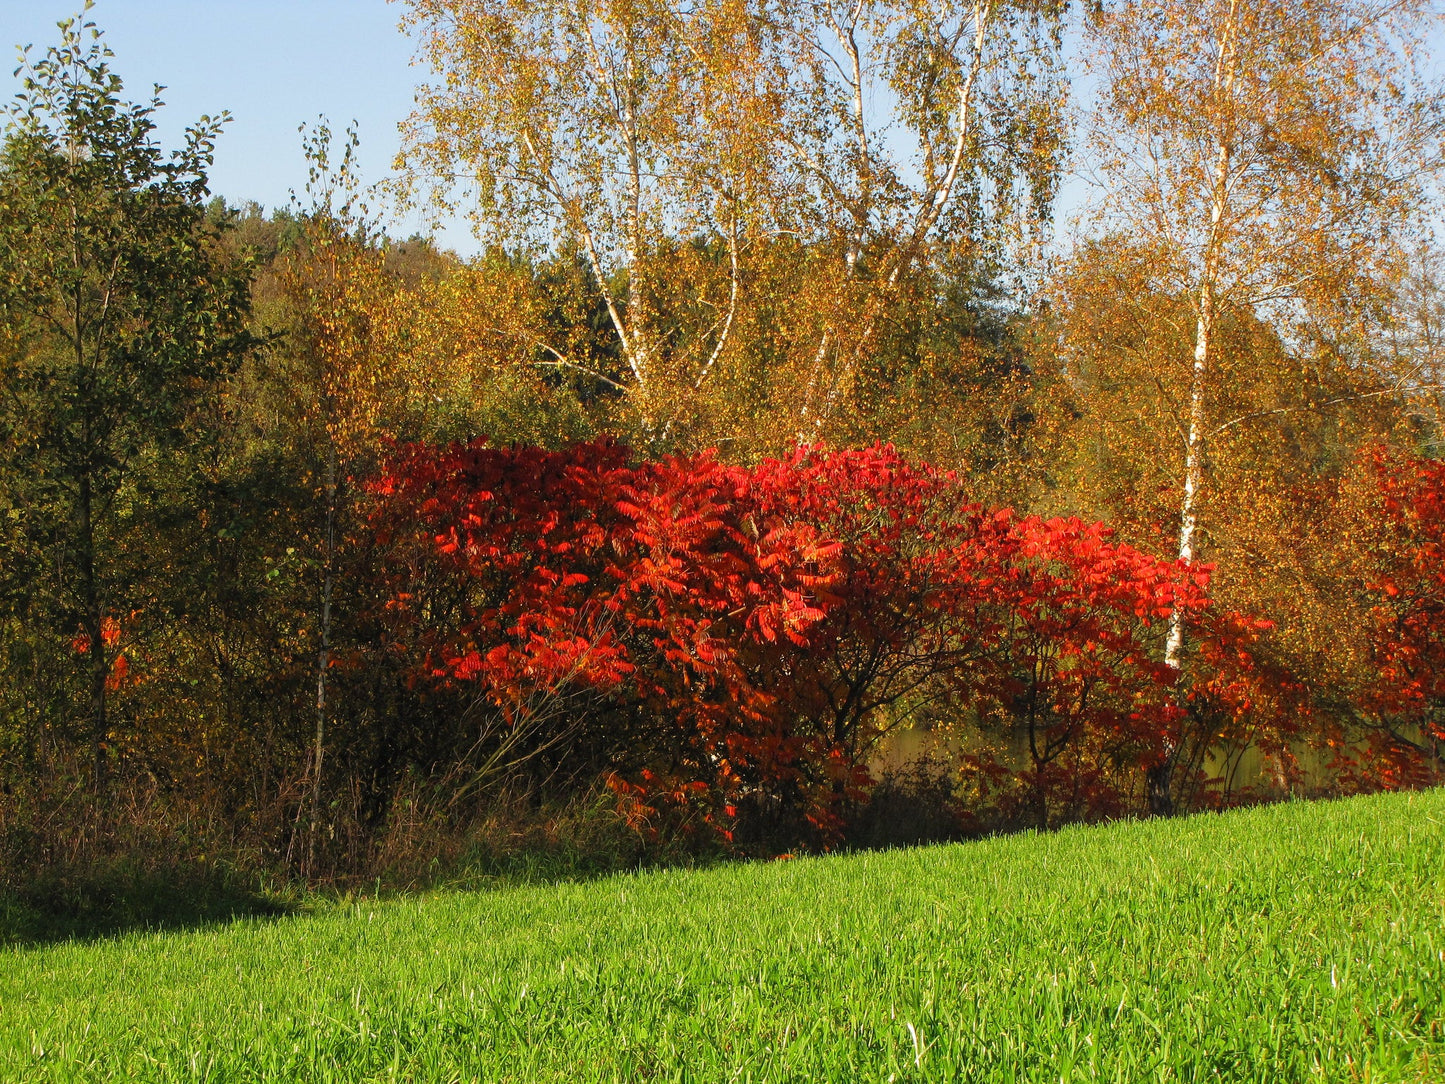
[0, 8, 253, 788]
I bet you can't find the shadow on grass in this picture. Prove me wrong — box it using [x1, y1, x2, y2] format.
[0, 851, 711, 950]
[0, 771, 1011, 949]
[0, 864, 297, 948]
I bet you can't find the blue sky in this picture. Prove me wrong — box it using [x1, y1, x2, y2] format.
[0, 0, 477, 250]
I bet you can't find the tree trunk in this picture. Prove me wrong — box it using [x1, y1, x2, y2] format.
[78, 457, 108, 793]
[308, 443, 337, 875]
[1154, 8, 1239, 815]
[1165, 285, 1214, 669]
[1151, 276, 1214, 817]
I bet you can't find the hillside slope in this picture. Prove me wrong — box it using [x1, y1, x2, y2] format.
[3, 790, 1443, 1082]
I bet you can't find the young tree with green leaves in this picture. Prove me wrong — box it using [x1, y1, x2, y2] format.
[0, 8, 253, 788]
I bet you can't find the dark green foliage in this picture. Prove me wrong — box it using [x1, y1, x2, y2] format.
[0, 10, 254, 787]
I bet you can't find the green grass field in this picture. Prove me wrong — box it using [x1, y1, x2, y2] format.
[1, 791, 1441, 1083]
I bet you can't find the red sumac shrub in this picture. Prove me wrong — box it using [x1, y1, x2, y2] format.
[959, 515, 1211, 828]
[370, 439, 847, 845]
[1340, 452, 1445, 789]
[370, 439, 1229, 848]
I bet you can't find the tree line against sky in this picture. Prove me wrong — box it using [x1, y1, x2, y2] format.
[1, 0, 1443, 889]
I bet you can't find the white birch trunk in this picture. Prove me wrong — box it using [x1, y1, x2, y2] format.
[1165, 286, 1213, 669]
[1153, 0, 1240, 814]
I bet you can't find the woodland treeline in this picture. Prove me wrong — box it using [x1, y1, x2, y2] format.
[2, 1, 1445, 892]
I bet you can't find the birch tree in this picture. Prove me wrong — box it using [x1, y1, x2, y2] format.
[1082, 0, 1442, 810]
[399, 0, 777, 440]
[398, 0, 1067, 445]
[774, 0, 1066, 439]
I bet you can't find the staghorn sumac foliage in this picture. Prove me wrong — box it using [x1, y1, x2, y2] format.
[70, 616, 131, 694]
[960, 516, 1212, 828]
[718, 448, 1195, 840]
[1169, 608, 1311, 810]
[724, 446, 1009, 841]
[1340, 452, 1445, 789]
[372, 439, 1227, 849]
[369, 438, 847, 843]
[370, 439, 644, 806]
